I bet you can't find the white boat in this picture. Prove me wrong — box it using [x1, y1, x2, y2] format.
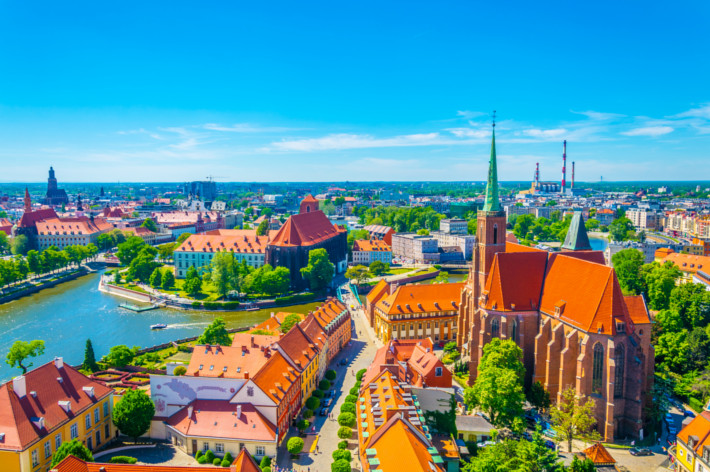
[150, 323, 167, 330]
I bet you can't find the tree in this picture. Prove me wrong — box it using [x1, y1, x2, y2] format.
[173, 365, 187, 376]
[569, 456, 595, 472]
[338, 412, 356, 427]
[26, 250, 41, 274]
[550, 387, 600, 452]
[297, 419, 310, 433]
[185, 277, 202, 297]
[444, 342, 458, 353]
[116, 236, 147, 265]
[345, 265, 369, 285]
[211, 252, 238, 298]
[176, 232, 191, 245]
[528, 381, 551, 412]
[128, 246, 159, 283]
[149, 268, 162, 288]
[287, 436, 304, 455]
[368, 260, 387, 277]
[11, 234, 29, 255]
[105, 345, 135, 368]
[609, 217, 635, 242]
[198, 318, 231, 345]
[611, 248, 644, 294]
[156, 242, 176, 261]
[670, 283, 710, 329]
[6, 340, 45, 374]
[280, 313, 302, 334]
[50, 439, 94, 467]
[644, 262, 681, 310]
[301, 248, 335, 292]
[337, 426, 353, 439]
[332, 449, 352, 461]
[462, 431, 563, 472]
[331, 459, 352, 472]
[161, 270, 175, 290]
[434, 272, 449, 284]
[465, 339, 525, 428]
[256, 219, 269, 236]
[83, 339, 98, 372]
[140, 218, 158, 232]
[113, 389, 155, 441]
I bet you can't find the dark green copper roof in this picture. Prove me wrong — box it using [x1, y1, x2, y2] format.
[562, 211, 593, 251]
[482, 128, 501, 212]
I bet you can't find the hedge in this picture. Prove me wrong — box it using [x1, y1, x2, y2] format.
[344, 394, 358, 404]
[356, 369, 367, 381]
[220, 459, 230, 467]
[338, 440, 348, 450]
[197, 456, 208, 464]
[689, 397, 704, 413]
[337, 426, 353, 439]
[332, 449, 352, 461]
[192, 301, 202, 308]
[338, 412, 356, 427]
[340, 403, 356, 414]
[109, 456, 138, 464]
[275, 292, 316, 305]
[213, 458, 222, 466]
[331, 458, 352, 472]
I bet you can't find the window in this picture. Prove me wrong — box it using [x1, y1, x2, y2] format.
[55, 434, 62, 451]
[215, 443, 224, 453]
[44, 441, 51, 458]
[493, 224, 498, 244]
[71, 423, 78, 439]
[592, 343, 604, 395]
[95, 430, 101, 446]
[104, 424, 110, 440]
[256, 445, 266, 456]
[203, 442, 210, 452]
[32, 450, 39, 467]
[94, 408, 100, 424]
[435, 367, 443, 377]
[511, 321, 518, 344]
[87, 437, 93, 450]
[491, 318, 499, 338]
[85, 413, 92, 430]
[103, 402, 109, 418]
[614, 344, 625, 397]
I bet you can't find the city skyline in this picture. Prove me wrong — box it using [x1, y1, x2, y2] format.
[1, 1, 709, 182]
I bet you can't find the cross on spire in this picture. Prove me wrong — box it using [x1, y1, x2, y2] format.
[492, 110, 496, 128]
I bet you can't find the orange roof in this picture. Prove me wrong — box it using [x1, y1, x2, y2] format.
[624, 295, 651, 324]
[540, 254, 631, 335]
[166, 400, 276, 442]
[655, 247, 675, 258]
[275, 325, 319, 372]
[175, 230, 269, 254]
[251, 312, 303, 333]
[678, 411, 710, 454]
[299, 314, 327, 351]
[186, 344, 273, 379]
[269, 210, 346, 247]
[0, 359, 113, 451]
[36, 216, 113, 236]
[582, 443, 616, 465]
[230, 333, 281, 349]
[251, 351, 300, 404]
[19, 208, 58, 227]
[361, 339, 444, 387]
[483, 252, 548, 312]
[505, 241, 546, 253]
[549, 250, 606, 266]
[230, 448, 262, 472]
[376, 283, 464, 316]
[353, 239, 391, 252]
[505, 233, 519, 244]
[53, 454, 227, 471]
[311, 298, 348, 330]
[664, 252, 710, 274]
[366, 280, 391, 306]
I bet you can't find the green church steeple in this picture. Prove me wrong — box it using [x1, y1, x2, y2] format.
[482, 120, 501, 212]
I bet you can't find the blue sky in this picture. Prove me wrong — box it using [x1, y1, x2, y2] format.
[0, 1, 708, 182]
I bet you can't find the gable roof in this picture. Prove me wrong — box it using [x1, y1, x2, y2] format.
[664, 252, 710, 274]
[18, 208, 58, 228]
[582, 442, 616, 465]
[0, 359, 113, 451]
[353, 239, 391, 252]
[483, 251, 548, 312]
[561, 211, 593, 251]
[299, 314, 327, 351]
[269, 210, 345, 247]
[231, 448, 262, 472]
[275, 324, 319, 372]
[52, 454, 223, 471]
[678, 411, 710, 454]
[186, 344, 272, 379]
[311, 298, 347, 330]
[251, 351, 300, 404]
[366, 280, 390, 306]
[36, 216, 113, 236]
[624, 295, 652, 325]
[250, 312, 302, 333]
[376, 283, 463, 316]
[166, 400, 276, 442]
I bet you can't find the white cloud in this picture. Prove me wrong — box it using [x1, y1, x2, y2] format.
[621, 126, 674, 137]
[267, 133, 451, 152]
[456, 110, 486, 120]
[446, 128, 490, 138]
[570, 110, 626, 121]
[201, 123, 292, 133]
[674, 104, 710, 120]
[522, 128, 568, 138]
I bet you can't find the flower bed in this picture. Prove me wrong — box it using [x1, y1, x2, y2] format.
[91, 370, 129, 382]
[123, 374, 150, 386]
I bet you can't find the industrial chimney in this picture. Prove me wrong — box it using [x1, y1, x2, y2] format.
[572, 162, 575, 189]
[561, 140, 567, 192]
[535, 162, 540, 189]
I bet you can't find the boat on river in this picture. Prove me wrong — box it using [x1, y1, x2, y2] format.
[150, 323, 168, 330]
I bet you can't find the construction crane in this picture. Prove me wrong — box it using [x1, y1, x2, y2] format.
[205, 175, 227, 182]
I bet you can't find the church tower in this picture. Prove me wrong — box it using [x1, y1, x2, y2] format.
[458, 117, 508, 383]
[24, 187, 31, 213]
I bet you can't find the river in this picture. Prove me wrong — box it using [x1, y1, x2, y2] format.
[590, 237, 609, 251]
[0, 272, 321, 382]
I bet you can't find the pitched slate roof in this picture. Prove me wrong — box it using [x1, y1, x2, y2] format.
[0, 359, 112, 451]
[269, 210, 345, 247]
[483, 251, 548, 312]
[561, 211, 593, 251]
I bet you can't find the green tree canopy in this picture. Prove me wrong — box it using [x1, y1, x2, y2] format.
[161, 269, 175, 290]
[83, 339, 98, 372]
[609, 217, 635, 242]
[301, 248, 335, 292]
[140, 218, 158, 232]
[287, 436, 304, 455]
[256, 219, 269, 236]
[6, 340, 45, 374]
[198, 317, 231, 345]
[113, 389, 155, 441]
[11, 234, 29, 255]
[461, 431, 563, 472]
[368, 260, 388, 276]
[105, 345, 135, 368]
[149, 268, 162, 288]
[345, 265, 369, 285]
[50, 439, 94, 467]
[611, 248, 644, 294]
[550, 387, 600, 452]
[116, 236, 147, 265]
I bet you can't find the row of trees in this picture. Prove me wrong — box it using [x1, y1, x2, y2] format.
[354, 205, 445, 233]
[206, 253, 291, 299]
[509, 213, 574, 244]
[344, 260, 390, 284]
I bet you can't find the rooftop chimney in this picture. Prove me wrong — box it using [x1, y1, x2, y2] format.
[12, 376, 26, 398]
[236, 405, 242, 419]
[54, 357, 64, 369]
[188, 406, 194, 420]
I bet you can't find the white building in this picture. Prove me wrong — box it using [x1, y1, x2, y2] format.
[352, 239, 392, 265]
[391, 233, 439, 263]
[439, 218, 468, 235]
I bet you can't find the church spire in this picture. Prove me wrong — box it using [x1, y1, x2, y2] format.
[24, 187, 31, 213]
[561, 211, 593, 251]
[482, 112, 501, 212]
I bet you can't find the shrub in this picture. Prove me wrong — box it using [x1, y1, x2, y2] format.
[306, 396, 321, 410]
[337, 426, 353, 439]
[338, 440, 348, 450]
[331, 458, 352, 472]
[275, 292, 316, 305]
[326, 369, 337, 381]
[213, 458, 222, 466]
[224, 452, 233, 463]
[109, 456, 138, 464]
[173, 366, 187, 376]
[312, 389, 324, 398]
[297, 419, 310, 432]
[263, 468, 271, 472]
[205, 450, 215, 462]
[340, 403, 356, 414]
[303, 409, 314, 419]
[220, 459, 230, 467]
[338, 412, 356, 427]
[319, 379, 331, 390]
[344, 394, 358, 403]
[690, 397, 704, 413]
[192, 301, 202, 308]
[287, 436, 305, 455]
[356, 369, 366, 381]
[260, 456, 272, 468]
[349, 387, 358, 396]
[354, 381, 361, 389]
[195, 450, 202, 459]
[222, 301, 240, 309]
[332, 449, 352, 462]
[196, 456, 207, 464]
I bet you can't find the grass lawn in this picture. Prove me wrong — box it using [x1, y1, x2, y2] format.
[387, 268, 414, 275]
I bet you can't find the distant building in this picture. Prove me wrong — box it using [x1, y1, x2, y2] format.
[626, 209, 661, 231]
[36, 216, 113, 250]
[184, 180, 217, 201]
[352, 239, 392, 265]
[391, 233, 439, 263]
[439, 218, 468, 235]
[363, 224, 395, 245]
[655, 249, 710, 284]
[43, 167, 69, 206]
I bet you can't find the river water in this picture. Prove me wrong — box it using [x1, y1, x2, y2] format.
[0, 272, 320, 382]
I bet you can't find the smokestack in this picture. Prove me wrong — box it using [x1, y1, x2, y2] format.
[572, 162, 575, 189]
[535, 163, 540, 188]
[561, 140, 567, 192]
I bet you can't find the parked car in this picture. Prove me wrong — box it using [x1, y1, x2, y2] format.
[684, 410, 696, 418]
[630, 447, 653, 456]
[319, 408, 328, 416]
[669, 426, 678, 436]
[323, 398, 332, 407]
[665, 413, 674, 422]
[544, 440, 556, 451]
[339, 358, 348, 366]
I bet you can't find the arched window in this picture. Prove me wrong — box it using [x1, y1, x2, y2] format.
[306, 205, 311, 213]
[592, 343, 604, 395]
[491, 318, 499, 338]
[493, 224, 498, 244]
[511, 320, 518, 344]
[614, 344, 625, 398]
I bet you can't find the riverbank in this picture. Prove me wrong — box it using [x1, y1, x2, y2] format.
[0, 268, 87, 305]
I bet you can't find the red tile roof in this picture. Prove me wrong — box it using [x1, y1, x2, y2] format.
[166, 400, 276, 442]
[505, 242, 546, 253]
[483, 252, 548, 312]
[366, 280, 390, 307]
[275, 325, 319, 372]
[230, 448, 262, 472]
[186, 343, 273, 379]
[251, 351, 300, 404]
[0, 359, 113, 451]
[299, 314, 327, 352]
[269, 210, 346, 247]
[36, 216, 113, 236]
[582, 442, 616, 465]
[376, 283, 464, 316]
[18, 208, 58, 227]
[175, 231, 269, 254]
[52, 454, 226, 471]
[311, 299, 348, 330]
[624, 295, 652, 325]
